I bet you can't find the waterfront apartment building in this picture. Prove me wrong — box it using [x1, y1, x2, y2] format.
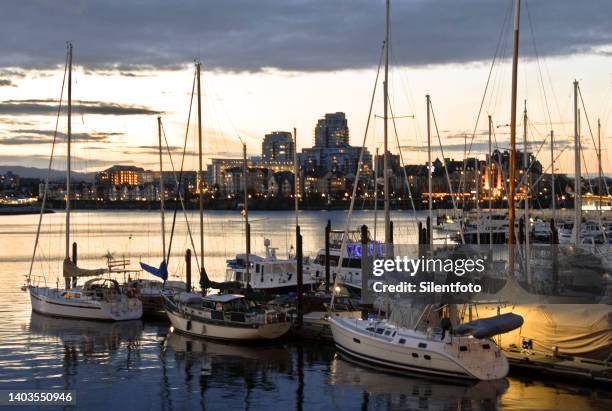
[299, 112, 372, 176]
[96, 165, 144, 186]
[314, 112, 349, 148]
[262, 131, 294, 162]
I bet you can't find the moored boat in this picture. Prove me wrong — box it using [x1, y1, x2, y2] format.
[329, 315, 510, 381]
[30, 277, 142, 321]
[164, 292, 290, 340]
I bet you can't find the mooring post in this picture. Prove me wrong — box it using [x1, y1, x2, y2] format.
[296, 224, 303, 327]
[360, 224, 370, 314]
[426, 216, 431, 245]
[418, 221, 423, 244]
[71, 242, 77, 288]
[185, 249, 192, 292]
[325, 219, 331, 292]
[551, 218, 559, 294]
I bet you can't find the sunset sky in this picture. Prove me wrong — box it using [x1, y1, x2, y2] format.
[1, 0, 612, 175]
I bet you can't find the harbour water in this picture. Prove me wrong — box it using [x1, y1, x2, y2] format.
[1, 210, 611, 410]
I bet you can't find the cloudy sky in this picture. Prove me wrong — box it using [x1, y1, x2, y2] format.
[1, 0, 612, 174]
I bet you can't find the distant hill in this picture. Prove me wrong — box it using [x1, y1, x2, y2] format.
[0, 166, 96, 182]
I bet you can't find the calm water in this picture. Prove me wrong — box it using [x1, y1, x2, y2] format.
[0, 210, 610, 410]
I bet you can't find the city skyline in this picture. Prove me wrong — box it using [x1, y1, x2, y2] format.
[1, 1, 612, 176]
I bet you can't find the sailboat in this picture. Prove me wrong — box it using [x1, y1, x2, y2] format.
[224, 135, 322, 294]
[329, 0, 515, 381]
[26, 44, 142, 321]
[164, 62, 290, 340]
[125, 116, 187, 317]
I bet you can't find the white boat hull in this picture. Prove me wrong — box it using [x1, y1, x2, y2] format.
[166, 309, 290, 340]
[30, 288, 142, 321]
[329, 317, 508, 381]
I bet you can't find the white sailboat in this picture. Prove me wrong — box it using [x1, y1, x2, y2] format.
[329, 0, 514, 381]
[26, 44, 142, 321]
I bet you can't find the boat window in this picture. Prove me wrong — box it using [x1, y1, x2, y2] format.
[392, 331, 396, 337]
[366, 327, 374, 332]
[353, 338, 361, 344]
[255, 264, 260, 274]
[341, 258, 362, 268]
[398, 338, 406, 344]
[418, 342, 427, 348]
[411, 353, 419, 358]
[459, 346, 468, 352]
[424, 355, 431, 360]
[375, 328, 384, 334]
[384, 330, 391, 336]
[482, 344, 490, 350]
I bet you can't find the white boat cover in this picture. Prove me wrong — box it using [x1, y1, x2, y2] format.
[62, 258, 107, 278]
[175, 292, 203, 304]
[475, 304, 612, 361]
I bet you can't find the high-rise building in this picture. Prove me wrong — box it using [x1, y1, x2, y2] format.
[262, 131, 294, 162]
[314, 112, 349, 148]
[300, 112, 371, 176]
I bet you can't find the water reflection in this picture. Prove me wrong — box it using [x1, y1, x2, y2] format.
[330, 353, 507, 410]
[29, 313, 143, 354]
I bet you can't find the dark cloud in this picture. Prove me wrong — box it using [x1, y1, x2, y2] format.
[0, 154, 114, 170]
[0, 129, 123, 145]
[0, 99, 160, 116]
[1, 1, 611, 72]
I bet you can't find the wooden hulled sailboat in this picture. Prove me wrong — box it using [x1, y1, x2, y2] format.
[163, 62, 290, 340]
[26, 44, 142, 321]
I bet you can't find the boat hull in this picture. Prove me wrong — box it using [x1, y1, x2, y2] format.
[166, 308, 290, 341]
[30, 288, 142, 321]
[329, 318, 508, 381]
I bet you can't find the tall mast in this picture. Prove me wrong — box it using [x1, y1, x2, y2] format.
[598, 119, 603, 213]
[243, 142, 250, 277]
[550, 129, 555, 215]
[383, 0, 391, 247]
[573, 80, 581, 244]
[196, 62, 205, 274]
[157, 116, 167, 262]
[523, 101, 531, 282]
[426, 94, 433, 246]
[374, 147, 379, 241]
[293, 127, 299, 227]
[508, 0, 521, 272]
[488, 115, 493, 249]
[65, 43, 72, 261]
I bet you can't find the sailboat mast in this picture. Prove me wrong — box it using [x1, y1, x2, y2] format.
[508, 0, 521, 270]
[426, 94, 433, 246]
[573, 80, 581, 244]
[243, 142, 250, 277]
[157, 116, 167, 261]
[523, 101, 531, 282]
[374, 147, 379, 241]
[65, 43, 72, 260]
[293, 127, 299, 227]
[383, 0, 391, 247]
[550, 129, 555, 215]
[196, 62, 205, 273]
[488, 115, 493, 248]
[598, 119, 603, 211]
